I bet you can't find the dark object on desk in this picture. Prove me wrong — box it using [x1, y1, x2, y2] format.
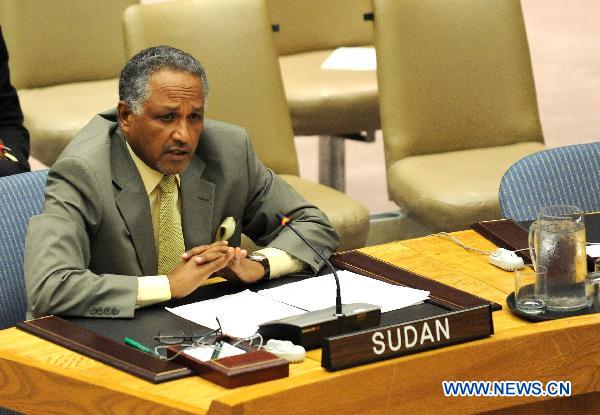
[258, 214, 382, 349]
[322, 304, 493, 371]
[258, 303, 381, 350]
[506, 292, 598, 322]
[68, 299, 216, 350]
[167, 347, 289, 388]
[331, 250, 502, 311]
[583, 212, 600, 244]
[472, 214, 600, 271]
[16, 315, 192, 383]
[471, 219, 531, 262]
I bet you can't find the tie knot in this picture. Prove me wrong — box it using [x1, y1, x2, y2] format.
[159, 175, 177, 194]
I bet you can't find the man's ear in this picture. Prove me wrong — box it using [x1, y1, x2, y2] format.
[117, 101, 133, 135]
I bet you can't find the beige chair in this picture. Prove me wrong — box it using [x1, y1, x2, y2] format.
[373, 0, 546, 232]
[0, 0, 138, 166]
[266, 0, 379, 191]
[123, 0, 369, 251]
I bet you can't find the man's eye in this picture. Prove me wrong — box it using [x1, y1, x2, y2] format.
[189, 113, 203, 120]
[158, 114, 174, 122]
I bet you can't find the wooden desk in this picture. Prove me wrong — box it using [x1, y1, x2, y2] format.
[1, 231, 599, 414]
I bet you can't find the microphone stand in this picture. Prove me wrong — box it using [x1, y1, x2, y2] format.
[277, 213, 343, 316]
[256, 214, 381, 349]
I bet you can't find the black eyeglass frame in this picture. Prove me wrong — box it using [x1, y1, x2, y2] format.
[152, 318, 224, 359]
[154, 316, 223, 345]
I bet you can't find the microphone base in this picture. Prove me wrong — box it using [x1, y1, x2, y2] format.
[258, 303, 381, 350]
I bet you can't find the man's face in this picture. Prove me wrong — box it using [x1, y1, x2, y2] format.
[119, 69, 205, 175]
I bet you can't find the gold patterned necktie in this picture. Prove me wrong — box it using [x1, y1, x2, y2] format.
[157, 175, 185, 275]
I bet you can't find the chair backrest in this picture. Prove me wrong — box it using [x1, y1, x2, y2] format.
[373, 0, 544, 168]
[0, 170, 48, 329]
[123, 0, 299, 175]
[265, 0, 373, 55]
[0, 0, 137, 89]
[499, 143, 600, 221]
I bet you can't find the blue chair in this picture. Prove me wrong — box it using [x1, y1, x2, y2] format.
[0, 169, 48, 328]
[0, 170, 47, 415]
[499, 143, 600, 221]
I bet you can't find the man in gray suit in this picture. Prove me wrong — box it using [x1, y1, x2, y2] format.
[24, 46, 339, 319]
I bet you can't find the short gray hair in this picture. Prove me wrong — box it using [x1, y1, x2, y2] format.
[119, 45, 209, 114]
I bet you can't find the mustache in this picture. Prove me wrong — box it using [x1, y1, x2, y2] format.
[163, 143, 193, 153]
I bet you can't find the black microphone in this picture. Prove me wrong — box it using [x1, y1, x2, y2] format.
[257, 213, 381, 350]
[277, 213, 343, 316]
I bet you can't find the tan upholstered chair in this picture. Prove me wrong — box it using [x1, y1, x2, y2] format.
[373, 0, 546, 232]
[123, 0, 369, 251]
[265, 0, 379, 191]
[0, 0, 138, 166]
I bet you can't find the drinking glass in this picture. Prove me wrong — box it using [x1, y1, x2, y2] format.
[514, 264, 547, 314]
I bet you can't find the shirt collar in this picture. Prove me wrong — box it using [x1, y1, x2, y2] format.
[126, 142, 180, 195]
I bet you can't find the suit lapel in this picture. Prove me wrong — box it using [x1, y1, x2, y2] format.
[180, 155, 215, 248]
[111, 130, 158, 275]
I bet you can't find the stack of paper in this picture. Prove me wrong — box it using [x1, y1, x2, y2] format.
[167, 271, 429, 337]
[167, 289, 304, 338]
[257, 270, 429, 313]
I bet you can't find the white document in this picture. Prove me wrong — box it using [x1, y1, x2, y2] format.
[258, 270, 429, 313]
[586, 243, 600, 258]
[183, 342, 246, 362]
[166, 289, 305, 338]
[321, 47, 377, 71]
[167, 272, 429, 337]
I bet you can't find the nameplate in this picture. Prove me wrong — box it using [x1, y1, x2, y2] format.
[321, 305, 493, 371]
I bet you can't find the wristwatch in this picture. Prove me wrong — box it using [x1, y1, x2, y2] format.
[248, 252, 270, 280]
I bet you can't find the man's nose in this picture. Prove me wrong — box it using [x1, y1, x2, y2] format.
[171, 119, 192, 143]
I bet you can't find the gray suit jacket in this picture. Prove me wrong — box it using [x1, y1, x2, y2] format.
[24, 109, 340, 319]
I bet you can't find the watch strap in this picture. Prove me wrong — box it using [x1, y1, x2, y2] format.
[251, 255, 270, 281]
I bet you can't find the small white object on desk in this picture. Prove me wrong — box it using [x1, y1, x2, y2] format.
[264, 339, 306, 363]
[183, 342, 246, 362]
[488, 248, 525, 271]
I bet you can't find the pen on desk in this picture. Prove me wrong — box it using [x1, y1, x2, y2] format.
[124, 337, 154, 355]
[211, 341, 224, 359]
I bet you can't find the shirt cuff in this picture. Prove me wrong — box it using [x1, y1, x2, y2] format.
[136, 275, 172, 308]
[255, 247, 305, 279]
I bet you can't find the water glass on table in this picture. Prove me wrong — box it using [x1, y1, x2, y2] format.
[528, 204, 589, 312]
[514, 264, 547, 315]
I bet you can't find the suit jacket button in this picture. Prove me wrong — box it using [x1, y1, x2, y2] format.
[90, 306, 97, 314]
[111, 307, 119, 315]
[104, 306, 111, 315]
